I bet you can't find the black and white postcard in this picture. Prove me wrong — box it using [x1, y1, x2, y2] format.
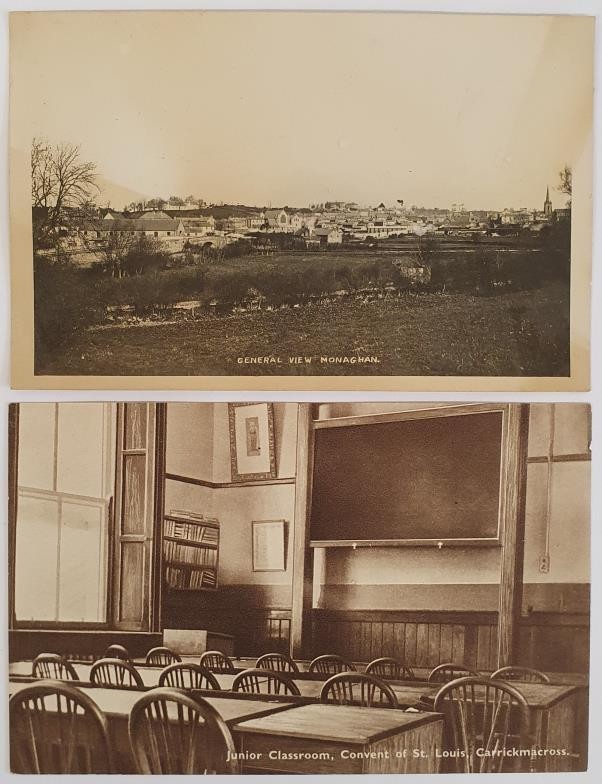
[8, 11, 594, 390]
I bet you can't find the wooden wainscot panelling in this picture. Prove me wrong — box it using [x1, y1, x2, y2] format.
[311, 607, 589, 674]
[311, 610, 499, 671]
[518, 613, 590, 674]
[519, 584, 590, 673]
[162, 584, 292, 656]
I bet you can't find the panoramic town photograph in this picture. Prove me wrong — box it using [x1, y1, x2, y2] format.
[11, 11, 592, 377]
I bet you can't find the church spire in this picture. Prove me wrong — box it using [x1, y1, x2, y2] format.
[544, 185, 552, 217]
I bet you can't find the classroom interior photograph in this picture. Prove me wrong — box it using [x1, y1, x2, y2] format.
[7, 401, 591, 774]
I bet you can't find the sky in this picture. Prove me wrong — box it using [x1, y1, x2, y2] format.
[10, 10, 594, 210]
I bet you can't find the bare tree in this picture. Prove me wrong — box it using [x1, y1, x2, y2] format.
[99, 232, 134, 278]
[31, 139, 100, 247]
[558, 164, 572, 205]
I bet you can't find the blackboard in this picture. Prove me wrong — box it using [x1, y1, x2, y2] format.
[310, 411, 503, 544]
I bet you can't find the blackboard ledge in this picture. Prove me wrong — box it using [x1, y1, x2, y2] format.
[309, 538, 502, 548]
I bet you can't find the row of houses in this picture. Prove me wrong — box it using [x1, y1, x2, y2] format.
[62, 185, 570, 251]
[73, 208, 345, 246]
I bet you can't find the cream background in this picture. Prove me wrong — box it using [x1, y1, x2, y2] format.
[0, 0, 601, 781]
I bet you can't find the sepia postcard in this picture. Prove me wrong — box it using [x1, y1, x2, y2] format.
[9, 11, 594, 390]
[7, 401, 590, 773]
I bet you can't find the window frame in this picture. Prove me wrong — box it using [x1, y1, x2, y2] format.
[14, 486, 110, 627]
[8, 403, 166, 633]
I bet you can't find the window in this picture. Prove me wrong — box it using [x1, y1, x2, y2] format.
[11, 403, 164, 631]
[14, 403, 115, 623]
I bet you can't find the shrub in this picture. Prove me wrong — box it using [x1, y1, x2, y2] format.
[34, 256, 106, 360]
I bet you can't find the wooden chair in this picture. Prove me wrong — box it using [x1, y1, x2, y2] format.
[32, 653, 79, 681]
[104, 644, 132, 662]
[320, 672, 398, 708]
[428, 662, 479, 683]
[232, 668, 301, 697]
[158, 663, 220, 690]
[198, 650, 235, 672]
[90, 658, 144, 689]
[365, 657, 415, 681]
[128, 688, 239, 774]
[255, 652, 299, 673]
[308, 654, 356, 675]
[145, 646, 182, 666]
[433, 676, 532, 773]
[9, 679, 112, 773]
[491, 665, 550, 684]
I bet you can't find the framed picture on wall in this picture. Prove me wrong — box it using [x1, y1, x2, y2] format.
[252, 520, 287, 572]
[228, 403, 277, 482]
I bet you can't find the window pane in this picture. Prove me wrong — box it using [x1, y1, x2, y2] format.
[18, 404, 56, 490]
[59, 501, 107, 622]
[56, 403, 111, 497]
[15, 495, 59, 621]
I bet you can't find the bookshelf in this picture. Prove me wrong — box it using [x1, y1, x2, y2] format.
[163, 512, 219, 591]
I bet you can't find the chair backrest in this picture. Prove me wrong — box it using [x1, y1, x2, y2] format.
[9, 679, 112, 773]
[308, 655, 356, 675]
[128, 688, 239, 774]
[158, 663, 220, 690]
[145, 647, 182, 666]
[32, 653, 79, 681]
[433, 676, 532, 773]
[255, 652, 299, 673]
[232, 668, 301, 697]
[490, 666, 550, 684]
[428, 662, 480, 683]
[365, 657, 415, 681]
[198, 651, 235, 672]
[104, 644, 132, 662]
[90, 658, 144, 689]
[320, 672, 398, 708]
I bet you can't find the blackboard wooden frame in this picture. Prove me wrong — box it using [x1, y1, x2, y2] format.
[291, 402, 530, 668]
[309, 403, 510, 548]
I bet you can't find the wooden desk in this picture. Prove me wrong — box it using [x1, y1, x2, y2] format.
[419, 681, 584, 773]
[8, 680, 296, 773]
[163, 628, 235, 657]
[508, 682, 584, 773]
[234, 703, 444, 773]
[9, 661, 239, 690]
[9, 663, 586, 772]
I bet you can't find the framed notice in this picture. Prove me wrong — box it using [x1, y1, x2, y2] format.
[252, 520, 287, 572]
[228, 403, 276, 482]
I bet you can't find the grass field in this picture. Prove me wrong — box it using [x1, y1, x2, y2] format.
[36, 280, 570, 377]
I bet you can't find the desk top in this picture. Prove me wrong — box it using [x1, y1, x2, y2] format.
[9, 659, 580, 710]
[8, 681, 294, 725]
[421, 681, 579, 710]
[9, 661, 238, 690]
[235, 703, 443, 744]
